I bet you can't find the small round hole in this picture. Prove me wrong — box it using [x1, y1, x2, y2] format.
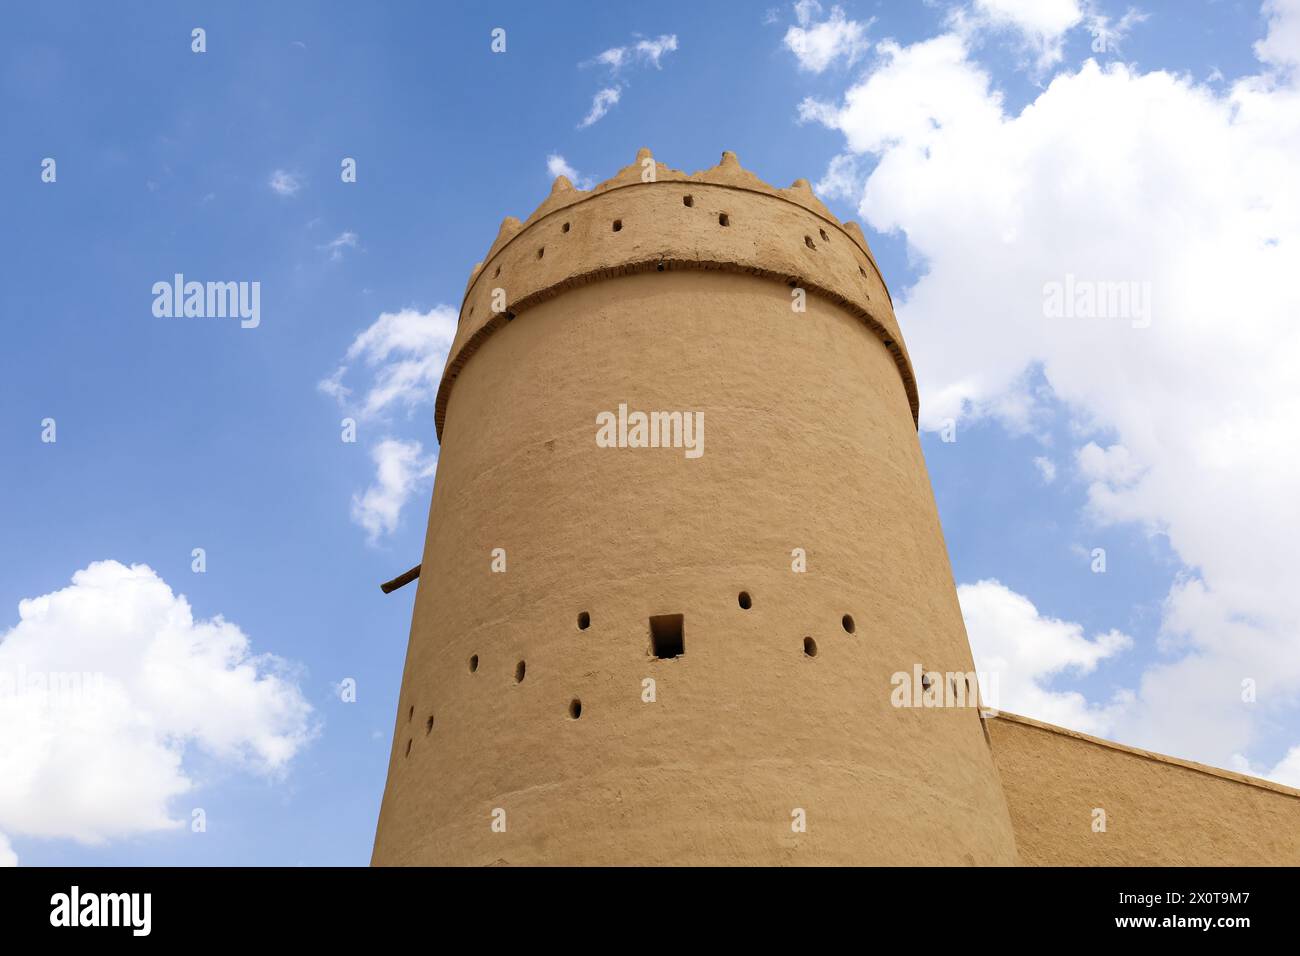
[683, 195, 694, 207]
[842, 614, 855, 634]
[804, 636, 818, 657]
[718, 213, 730, 227]
[425, 715, 434, 735]
[578, 611, 590, 630]
[515, 660, 526, 683]
[612, 219, 622, 232]
[738, 591, 752, 610]
[562, 222, 570, 233]
[469, 654, 479, 672]
[568, 698, 583, 719]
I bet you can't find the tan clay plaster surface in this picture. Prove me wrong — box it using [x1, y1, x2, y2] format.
[989, 712, 1300, 866]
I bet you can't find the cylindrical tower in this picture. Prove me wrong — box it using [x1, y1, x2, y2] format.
[371, 150, 1019, 865]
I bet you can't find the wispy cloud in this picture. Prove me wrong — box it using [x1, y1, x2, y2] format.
[588, 33, 679, 72]
[268, 169, 302, 197]
[1085, 7, 1149, 57]
[577, 33, 678, 128]
[578, 88, 621, 128]
[321, 307, 458, 541]
[320, 230, 360, 262]
[318, 305, 458, 420]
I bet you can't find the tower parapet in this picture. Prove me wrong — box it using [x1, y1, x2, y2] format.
[435, 149, 918, 439]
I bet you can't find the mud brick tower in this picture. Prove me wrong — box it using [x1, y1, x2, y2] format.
[371, 149, 1021, 865]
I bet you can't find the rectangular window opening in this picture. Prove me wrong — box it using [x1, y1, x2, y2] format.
[649, 614, 685, 659]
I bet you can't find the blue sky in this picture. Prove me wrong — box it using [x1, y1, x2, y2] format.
[3, 0, 1299, 866]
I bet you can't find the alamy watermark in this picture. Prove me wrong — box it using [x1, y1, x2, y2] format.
[50, 886, 151, 936]
[596, 403, 704, 459]
[1043, 274, 1151, 329]
[0, 666, 105, 706]
[152, 274, 260, 328]
[890, 664, 1000, 712]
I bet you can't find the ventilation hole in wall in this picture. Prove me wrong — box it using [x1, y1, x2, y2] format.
[804, 235, 816, 250]
[649, 614, 685, 659]
[537, 247, 545, 259]
[787, 277, 799, 288]
[404, 739, 412, 758]
[425, 715, 434, 735]
[804, 636, 818, 657]
[859, 266, 867, 277]
[515, 660, 526, 683]
[578, 611, 591, 630]
[493, 265, 501, 278]
[569, 698, 583, 719]
[562, 222, 571, 233]
[407, 705, 414, 723]
[683, 194, 694, 207]
[469, 654, 479, 673]
[718, 213, 730, 227]
[738, 591, 752, 610]
[842, 614, 855, 634]
[819, 228, 829, 242]
[612, 219, 623, 232]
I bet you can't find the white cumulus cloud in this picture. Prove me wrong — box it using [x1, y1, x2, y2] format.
[963, 0, 1085, 72]
[1257, 0, 1300, 68]
[800, 1, 1300, 774]
[784, 1, 872, 73]
[351, 438, 437, 543]
[547, 153, 594, 189]
[958, 579, 1132, 734]
[0, 561, 314, 865]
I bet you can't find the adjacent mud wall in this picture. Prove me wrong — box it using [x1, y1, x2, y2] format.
[989, 712, 1300, 866]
